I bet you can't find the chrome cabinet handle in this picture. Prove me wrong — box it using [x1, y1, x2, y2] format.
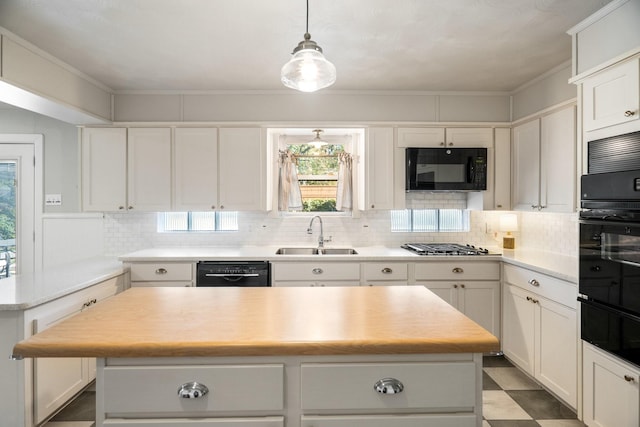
[624, 110, 636, 117]
[128, 206, 133, 210]
[82, 298, 98, 309]
[624, 375, 636, 382]
[156, 268, 168, 275]
[439, 142, 445, 146]
[526, 296, 539, 304]
[374, 378, 404, 394]
[452, 267, 464, 273]
[118, 206, 125, 210]
[381, 267, 393, 274]
[460, 284, 465, 288]
[312, 268, 323, 275]
[528, 279, 540, 287]
[178, 382, 209, 399]
[453, 284, 458, 288]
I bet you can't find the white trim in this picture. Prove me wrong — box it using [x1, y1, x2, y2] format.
[112, 89, 513, 96]
[566, 0, 630, 35]
[511, 99, 577, 127]
[511, 60, 572, 94]
[0, 134, 43, 272]
[569, 48, 640, 84]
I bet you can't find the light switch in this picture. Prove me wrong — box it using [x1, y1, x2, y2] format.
[45, 194, 62, 206]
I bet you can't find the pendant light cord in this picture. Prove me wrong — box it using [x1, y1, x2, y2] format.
[305, 0, 309, 35]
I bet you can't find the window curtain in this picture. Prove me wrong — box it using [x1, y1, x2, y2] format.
[278, 149, 303, 211]
[336, 152, 353, 211]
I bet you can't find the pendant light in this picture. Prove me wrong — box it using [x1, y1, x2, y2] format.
[308, 129, 327, 148]
[281, 0, 336, 92]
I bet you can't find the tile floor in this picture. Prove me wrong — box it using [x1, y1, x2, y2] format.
[44, 356, 584, 427]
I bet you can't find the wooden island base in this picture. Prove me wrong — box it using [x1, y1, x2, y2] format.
[13, 286, 498, 427]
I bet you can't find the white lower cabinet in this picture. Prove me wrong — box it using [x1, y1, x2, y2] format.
[272, 262, 360, 287]
[413, 261, 501, 340]
[128, 262, 194, 287]
[362, 262, 408, 286]
[26, 275, 124, 424]
[502, 264, 577, 408]
[582, 342, 640, 427]
[97, 354, 484, 427]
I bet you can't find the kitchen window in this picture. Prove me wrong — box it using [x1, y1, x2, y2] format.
[391, 209, 470, 232]
[157, 212, 238, 232]
[278, 129, 357, 214]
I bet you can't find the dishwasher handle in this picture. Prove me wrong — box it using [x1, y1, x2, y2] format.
[204, 273, 260, 278]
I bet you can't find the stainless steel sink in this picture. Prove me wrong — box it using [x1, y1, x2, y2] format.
[275, 247, 319, 255]
[275, 247, 358, 255]
[320, 248, 358, 255]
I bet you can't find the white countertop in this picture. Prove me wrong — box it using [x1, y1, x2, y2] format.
[1, 245, 577, 311]
[0, 257, 125, 311]
[120, 245, 578, 283]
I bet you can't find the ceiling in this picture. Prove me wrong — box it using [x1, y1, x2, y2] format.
[0, 0, 611, 93]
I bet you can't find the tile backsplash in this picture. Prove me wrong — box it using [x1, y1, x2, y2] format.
[104, 205, 579, 258]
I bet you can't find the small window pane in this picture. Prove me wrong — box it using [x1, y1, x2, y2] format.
[390, 210, 412, 232]
[157, 212, 238, 232]
[413, 209, 439, 232]
[439, 209, 469, 231]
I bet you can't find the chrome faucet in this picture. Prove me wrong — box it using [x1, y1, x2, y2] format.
[307, 216, 331, 248]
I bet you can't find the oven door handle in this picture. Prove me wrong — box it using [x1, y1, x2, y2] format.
[578, 296, 640, 322]
[204, 273, 260, 278]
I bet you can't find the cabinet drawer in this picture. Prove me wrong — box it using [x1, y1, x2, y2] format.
[503, 264, 576, 308]
[273, 263, 360, 281]
[130, 263, 193, 282]
[362, 263, 408, 281]
[104, 417, 284, 426]
[414, 261, 499, 281]
[301, 414, 476, 427]
[104, 364, 283, 414]
[300, 362, 476, 411]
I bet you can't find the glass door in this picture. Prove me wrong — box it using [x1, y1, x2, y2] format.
[0, 160, 16, 278]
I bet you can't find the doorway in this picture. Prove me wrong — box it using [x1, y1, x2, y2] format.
[0, 135, 43, 277]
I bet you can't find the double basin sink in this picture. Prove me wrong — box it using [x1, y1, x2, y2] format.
[275, 247, 358, 255]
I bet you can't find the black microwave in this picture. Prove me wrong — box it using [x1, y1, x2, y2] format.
[406, 147, 487, 191]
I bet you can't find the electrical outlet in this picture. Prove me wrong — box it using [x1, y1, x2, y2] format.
[45, 194, 62, 206]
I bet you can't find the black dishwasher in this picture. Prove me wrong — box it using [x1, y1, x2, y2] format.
[196, 261, 271, 287]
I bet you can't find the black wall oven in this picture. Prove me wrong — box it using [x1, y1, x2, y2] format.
[579, 131, 640, 367]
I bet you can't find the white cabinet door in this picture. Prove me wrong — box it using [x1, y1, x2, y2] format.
[583, 58, 640, 132]
[493, 128, 511, 210]
[540, 106, 576, 213]
[174, 128, 218, 211]
[458, 281, 501, 339]
[422, 282, 458, 307]
[127, 128, 172, 211]
[583, 342, 640, 427]
[365, 127, 394, 210]
[536, 296, 577, 408]
[502, 284, 536, 375]
[512, 119, 541, 211]
[32, 306, 90, 424]
[445, 127, 493, 147]
[396, 127, 445, 147]
[81, 127, 127, 212]
[218, 128, 265, 210]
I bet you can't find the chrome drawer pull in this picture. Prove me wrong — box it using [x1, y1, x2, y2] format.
[624, 375, 636, 383]
[381, 267, 393, 274]
[312, 268, 323, 275]
[528, 278, 540, 287]
[156, 268, 168, 275]
[178, 382, 209, 399]
[624, 110, 636, 117]
[452, 267, 464, 274]
[374, 378, 404, 394]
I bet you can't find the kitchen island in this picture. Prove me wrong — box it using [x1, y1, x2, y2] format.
[13, 286, 499, 427]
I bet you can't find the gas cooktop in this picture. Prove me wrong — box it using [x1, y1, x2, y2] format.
[401, 243, 494, 256]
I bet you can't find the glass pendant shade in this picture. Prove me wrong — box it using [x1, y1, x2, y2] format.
[281, 34, 336, 92]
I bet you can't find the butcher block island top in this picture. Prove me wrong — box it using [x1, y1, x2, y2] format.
[13, 286, 498, 358]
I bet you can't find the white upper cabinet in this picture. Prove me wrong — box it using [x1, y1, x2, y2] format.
[513, 105, 576, 212]
[583, 57, 639, 133]
[513, 120, 541, 211]
[396, 127, 445, 147]
[81, 127, 127, 212]
[363, 127, 395, 210]
[127, 128, 172, 212]
[173, 128, 218, 211]
[218, 128, 266, 211]
[397, 127, 492, 148]
[493, 128, 511, 210]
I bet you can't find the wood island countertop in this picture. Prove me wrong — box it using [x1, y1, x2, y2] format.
[12, 286, 499, 358]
